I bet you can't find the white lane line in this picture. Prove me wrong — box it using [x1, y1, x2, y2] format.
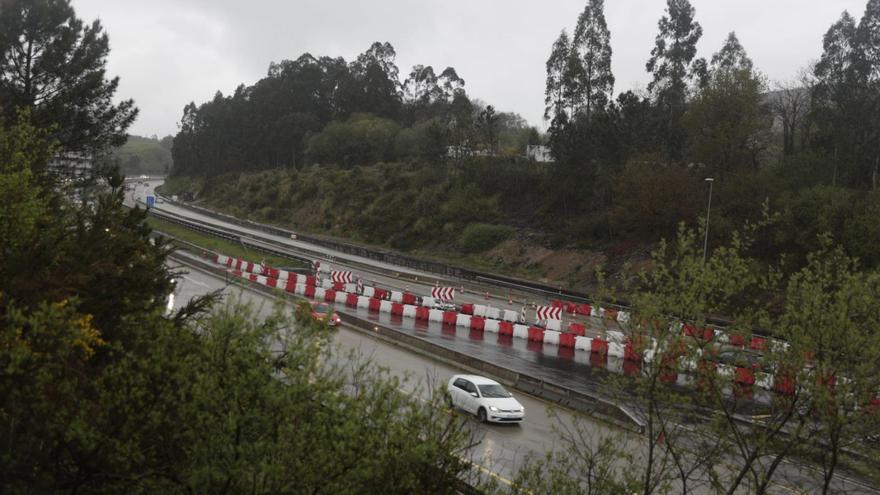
[182, 275, 210, 288]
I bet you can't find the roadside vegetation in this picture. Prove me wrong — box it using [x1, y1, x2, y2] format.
[2, 0, 880, 493]
[165, 0, 880, 292]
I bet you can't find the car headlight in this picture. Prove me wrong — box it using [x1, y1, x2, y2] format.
[518, 406, 524, 413]
[488, 406, 499, 412]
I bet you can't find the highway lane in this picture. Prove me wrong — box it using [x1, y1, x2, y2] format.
[139, 179, 616, 337]
[168, 260, 878, 494]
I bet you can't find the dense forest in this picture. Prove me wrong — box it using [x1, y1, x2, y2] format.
[169, 0, 880, 279]
[110, 134, 173, 176]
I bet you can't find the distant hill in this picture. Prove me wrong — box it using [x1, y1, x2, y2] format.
[112, 134, 173, 176]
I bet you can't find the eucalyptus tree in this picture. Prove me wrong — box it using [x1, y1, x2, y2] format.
[646, 0, 705, 163]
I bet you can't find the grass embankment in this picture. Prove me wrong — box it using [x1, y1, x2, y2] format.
[146, 215, 302, 269]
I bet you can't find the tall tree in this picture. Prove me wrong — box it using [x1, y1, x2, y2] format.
[686, 32, 769, 175]
[0, 0, 137, 154]
[545, 29, 572, 123]
[710, 32, 753, 73]
[812, 11, 860, 186]
[855, 0, 880, 189]
[571, 0, 614, 120]
[646, 0, 705, 162]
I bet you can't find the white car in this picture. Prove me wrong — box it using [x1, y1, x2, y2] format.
[446, 375, 524, 424]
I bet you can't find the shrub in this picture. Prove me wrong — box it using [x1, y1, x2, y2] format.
[458, 223, 514, 253]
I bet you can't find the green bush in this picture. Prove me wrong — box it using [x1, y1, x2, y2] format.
[458, 223, 514, 253]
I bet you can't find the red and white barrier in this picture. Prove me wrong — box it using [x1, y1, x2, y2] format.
[485, 307, 501, 320]
[421, 296, 435, 308]
[513, 324, 529, 339]
[379, 300, 393, 313]
[390, 291, 403, 303]
[485, 319, 500, 333]
[502, 309, 519, 322]
[334, 291, 347, 304]
[429, 309, 444, 322]
[456, 314, 471, 328]
[536, 305, 562, 321]
[545, 319, 562, 332]
[544, 330, 561, 346]
[403, 305, 417, 318]
[357, 296, 371, 309]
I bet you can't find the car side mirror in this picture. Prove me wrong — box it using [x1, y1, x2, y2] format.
[470, 392, 479, 398]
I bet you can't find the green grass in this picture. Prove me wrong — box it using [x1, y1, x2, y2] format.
[146, 215, 303, 269]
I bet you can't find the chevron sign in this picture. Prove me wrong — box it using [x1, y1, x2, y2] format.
[431, 287, 456, 300]
[331, 271, 354, 283]
[535, 306, 562, 321]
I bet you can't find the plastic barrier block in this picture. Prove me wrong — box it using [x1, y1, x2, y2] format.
[323, 289, 336, 303]
[735, 367, 755, 385]
[285, 278, 297, 292]
[249, 274, 258, 282]
[245, 262, 254, 273]
[543, 330, 560, 346]
[755, 372, 774, 390]
[402, 305, 417, 318]
[294, 283, 306, 295]
[312, 287, 325, 299]
[545, 319, 562, 332]
[513, 324, 529, 339]
[775, 374, 796, 396]
[564, 302, 576, 314]
[498, 321, 514, 336]
[428, 309, 444, 322]
[608, 341, 625, 358]
[568, 323, 587, 336]
[390, 303, 404, 316]
[750, 336, 767, 351]
[456, 314, 471, 327]
[559, 333, 576, 348]
[421, 296, 435, 308]
[575, 336, 592, 351]
[362, 286, 375, 298]
[484, 307, 500, 319]
[606, 330, 625, 344]
[321, 278, 333, 289]
[332, 281, 345, 291]
[551, 300, 564, 309]
[460, 303, 474, 315]
[484, 319, 500, 333]
[335, 291, 348, 304]
[379, 300, 393, 313]
[591, 306, 605, 318]
[346, 293, 359, 307]
[576, 304, 591, 315]
[617, 311, 630, 324]
[624, 341, 641, 362]
[305, 275, 317, 287]
[304, 286, 316, 298]
[357, 296, 371, 309]
[502, 309, 519, 322]
[443, 311, 458, 326]
[591, 338, 609, 355]
[368, 298, 381, 312]
[374, 288, 389, 300]
[473, 304, 487, 317]
[265, 277, 277, 288]
[415, 307, 430, 320]
[470, 317, 485, 331]
[390, 291, 403, 303]
[527, 326, 544, 343]
[402, 293, 417, 305]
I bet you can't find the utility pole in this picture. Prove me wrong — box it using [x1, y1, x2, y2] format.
[702, 177, 714, 264]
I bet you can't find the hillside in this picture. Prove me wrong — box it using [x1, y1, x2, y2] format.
[112, 134, 173, 176]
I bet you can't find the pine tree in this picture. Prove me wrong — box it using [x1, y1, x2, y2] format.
[0, 0, 137, 154]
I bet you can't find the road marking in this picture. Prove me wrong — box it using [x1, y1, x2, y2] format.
[182, 275, 209, 288]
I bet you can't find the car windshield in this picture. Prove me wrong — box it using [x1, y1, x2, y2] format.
[313, 305, 329, 314]
[478, 384, 510, 398]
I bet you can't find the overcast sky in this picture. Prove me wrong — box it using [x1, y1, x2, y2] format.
[74, 0, 869, 138]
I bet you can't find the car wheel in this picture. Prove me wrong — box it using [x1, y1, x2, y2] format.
[477, 407, 488, 423]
